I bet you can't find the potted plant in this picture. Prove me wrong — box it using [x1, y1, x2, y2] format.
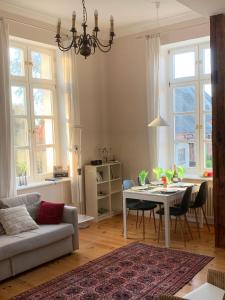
[138, 170, 149, 186]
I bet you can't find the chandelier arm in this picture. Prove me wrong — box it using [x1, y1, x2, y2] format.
[57, 38, 75, 51]
[94, 39, 112, 53]
[92, 36, 112, 48]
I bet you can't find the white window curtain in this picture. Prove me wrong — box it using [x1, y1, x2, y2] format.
[146, 34, 160, 178]
[0, 18, 16, 198]
[57, 49, 83, 213]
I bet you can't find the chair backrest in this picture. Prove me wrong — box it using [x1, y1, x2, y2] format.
[194, 181, 208, 207]
[180, 186, 193, 213]
[137, 177, 150, 185]
[123, 179, 135, 190]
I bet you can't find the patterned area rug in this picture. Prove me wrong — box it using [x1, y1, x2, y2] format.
[12, 243, 213, 300]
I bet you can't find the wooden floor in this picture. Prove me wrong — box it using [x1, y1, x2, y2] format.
[0, 214, 225, 300]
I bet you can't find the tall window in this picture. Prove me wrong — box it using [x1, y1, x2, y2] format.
[169, 42, 212, 173]
[9, 41, 58, 181]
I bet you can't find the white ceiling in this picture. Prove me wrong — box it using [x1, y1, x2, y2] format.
[0, 0, 201, 37]
[178, 0, 225, 17]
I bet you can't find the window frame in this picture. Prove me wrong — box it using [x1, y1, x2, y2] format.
[169, 41, 212, 174]
[9, 39, 59, 183]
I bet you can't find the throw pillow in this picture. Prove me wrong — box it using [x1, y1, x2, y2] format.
[36, 201, 65, 224]
[0, 205, 39, 235]
[0, 193, 41, 220]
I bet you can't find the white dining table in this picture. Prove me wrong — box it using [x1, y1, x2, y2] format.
[123, 183, 198, 248]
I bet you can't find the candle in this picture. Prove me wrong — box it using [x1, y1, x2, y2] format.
[57, 18, 61, 35]
[110, 15, 114, 33]
[72, 11, 76, 28]
[94, 9, 98, 28]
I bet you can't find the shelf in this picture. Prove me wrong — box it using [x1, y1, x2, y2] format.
[97, 180, 109, 185]
[97, 194, 109, 200]
[111, 189, 122, 195]
[98, 212, 110, 221]
[110, 178, 121, 182]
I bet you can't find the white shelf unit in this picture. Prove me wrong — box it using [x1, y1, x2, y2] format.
[85, 162, 122, 222]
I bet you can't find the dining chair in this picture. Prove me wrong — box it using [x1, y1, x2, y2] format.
[189, 181, 210, 237]
[123, 179, 157, 238]
[175, 181, 210, 238]
[157, 186, 193, 247]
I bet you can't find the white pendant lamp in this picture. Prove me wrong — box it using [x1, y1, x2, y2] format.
[148, 115, 168, 127]
[148, 1, 168, 128]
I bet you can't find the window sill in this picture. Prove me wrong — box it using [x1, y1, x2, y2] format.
[184, 174, 213, 181]
[16, 177, 71, 191]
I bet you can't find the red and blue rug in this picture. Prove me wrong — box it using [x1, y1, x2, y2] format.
[12, 243, 213, 300]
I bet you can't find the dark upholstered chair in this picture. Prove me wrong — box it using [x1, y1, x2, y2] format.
[123, 179, 157, 238]
[157, 186, 193, 246]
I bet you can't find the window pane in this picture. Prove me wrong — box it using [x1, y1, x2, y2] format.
[175, 143, 196, 168]
[35, 119, 53, 145]
[175, 115, 196, 142]
[36, 147, 54, 174]
[203, 84, 212, 112]
[204, 114, 212, 140]
[33, 88, 53, 116]
[205, 143, 212, 169]
[174, 51, 195, 79]
[11, 86, 27, 115]
[203, 48, 211, 74]
[31, 51, 52, 79]
[16, 149, 30, 176]
[174, 86, 196, 113]
[14, 119, 29, 147]
[10, 47, 25, 76]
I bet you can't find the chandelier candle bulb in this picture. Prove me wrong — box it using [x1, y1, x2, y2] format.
[72, 11, 76, 29]
[57, 18, 61, 35]
[94, 9, 98, 28]
[110, 15, 114, 33]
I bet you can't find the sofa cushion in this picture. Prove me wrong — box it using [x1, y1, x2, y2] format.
[0, 193, 41, 220]
[36, 201, 65, 224]
[0, 223, 74, 261]
[0, 205, 39, 235]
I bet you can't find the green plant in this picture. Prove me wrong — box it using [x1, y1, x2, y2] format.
[16, 161, 27, 176]
[138, 170, 149, 185]
[153, 167, 164, 181]
[165, 169, 173, 184]
[177, 166, 185, 179]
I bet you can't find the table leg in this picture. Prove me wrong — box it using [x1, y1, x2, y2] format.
[123, 194, 127, 238]
[164, 202, 170, 247]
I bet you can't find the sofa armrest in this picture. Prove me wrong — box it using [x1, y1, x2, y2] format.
[158, 296, 186, 300]
[62, 206, 79, 251]
[207, 269, 225, 290]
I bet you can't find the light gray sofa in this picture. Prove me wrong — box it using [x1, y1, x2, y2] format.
[0, 193, 79, 281]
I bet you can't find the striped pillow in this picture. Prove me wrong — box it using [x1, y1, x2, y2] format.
[0, 205, 39, 235]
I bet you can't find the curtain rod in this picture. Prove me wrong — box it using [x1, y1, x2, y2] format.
[136, 20, 209, 39]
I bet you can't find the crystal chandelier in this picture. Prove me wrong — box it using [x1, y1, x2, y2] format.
[55, 0, 115, 59]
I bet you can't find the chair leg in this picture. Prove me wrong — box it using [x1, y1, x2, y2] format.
[149, 210, 152, 223]
[158, 215, 162, 243]
[142, 210, 145, 239]
[202, 206, 210, 232]
[175, 217, 178, 233]
[127, 209, 130, 217]
[153, 209, 157, 233]
[178, 216, 186, 247]
[136, 210, 139, 229]
[185, 214, 193, 240]
[194, 208, 201, 238]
